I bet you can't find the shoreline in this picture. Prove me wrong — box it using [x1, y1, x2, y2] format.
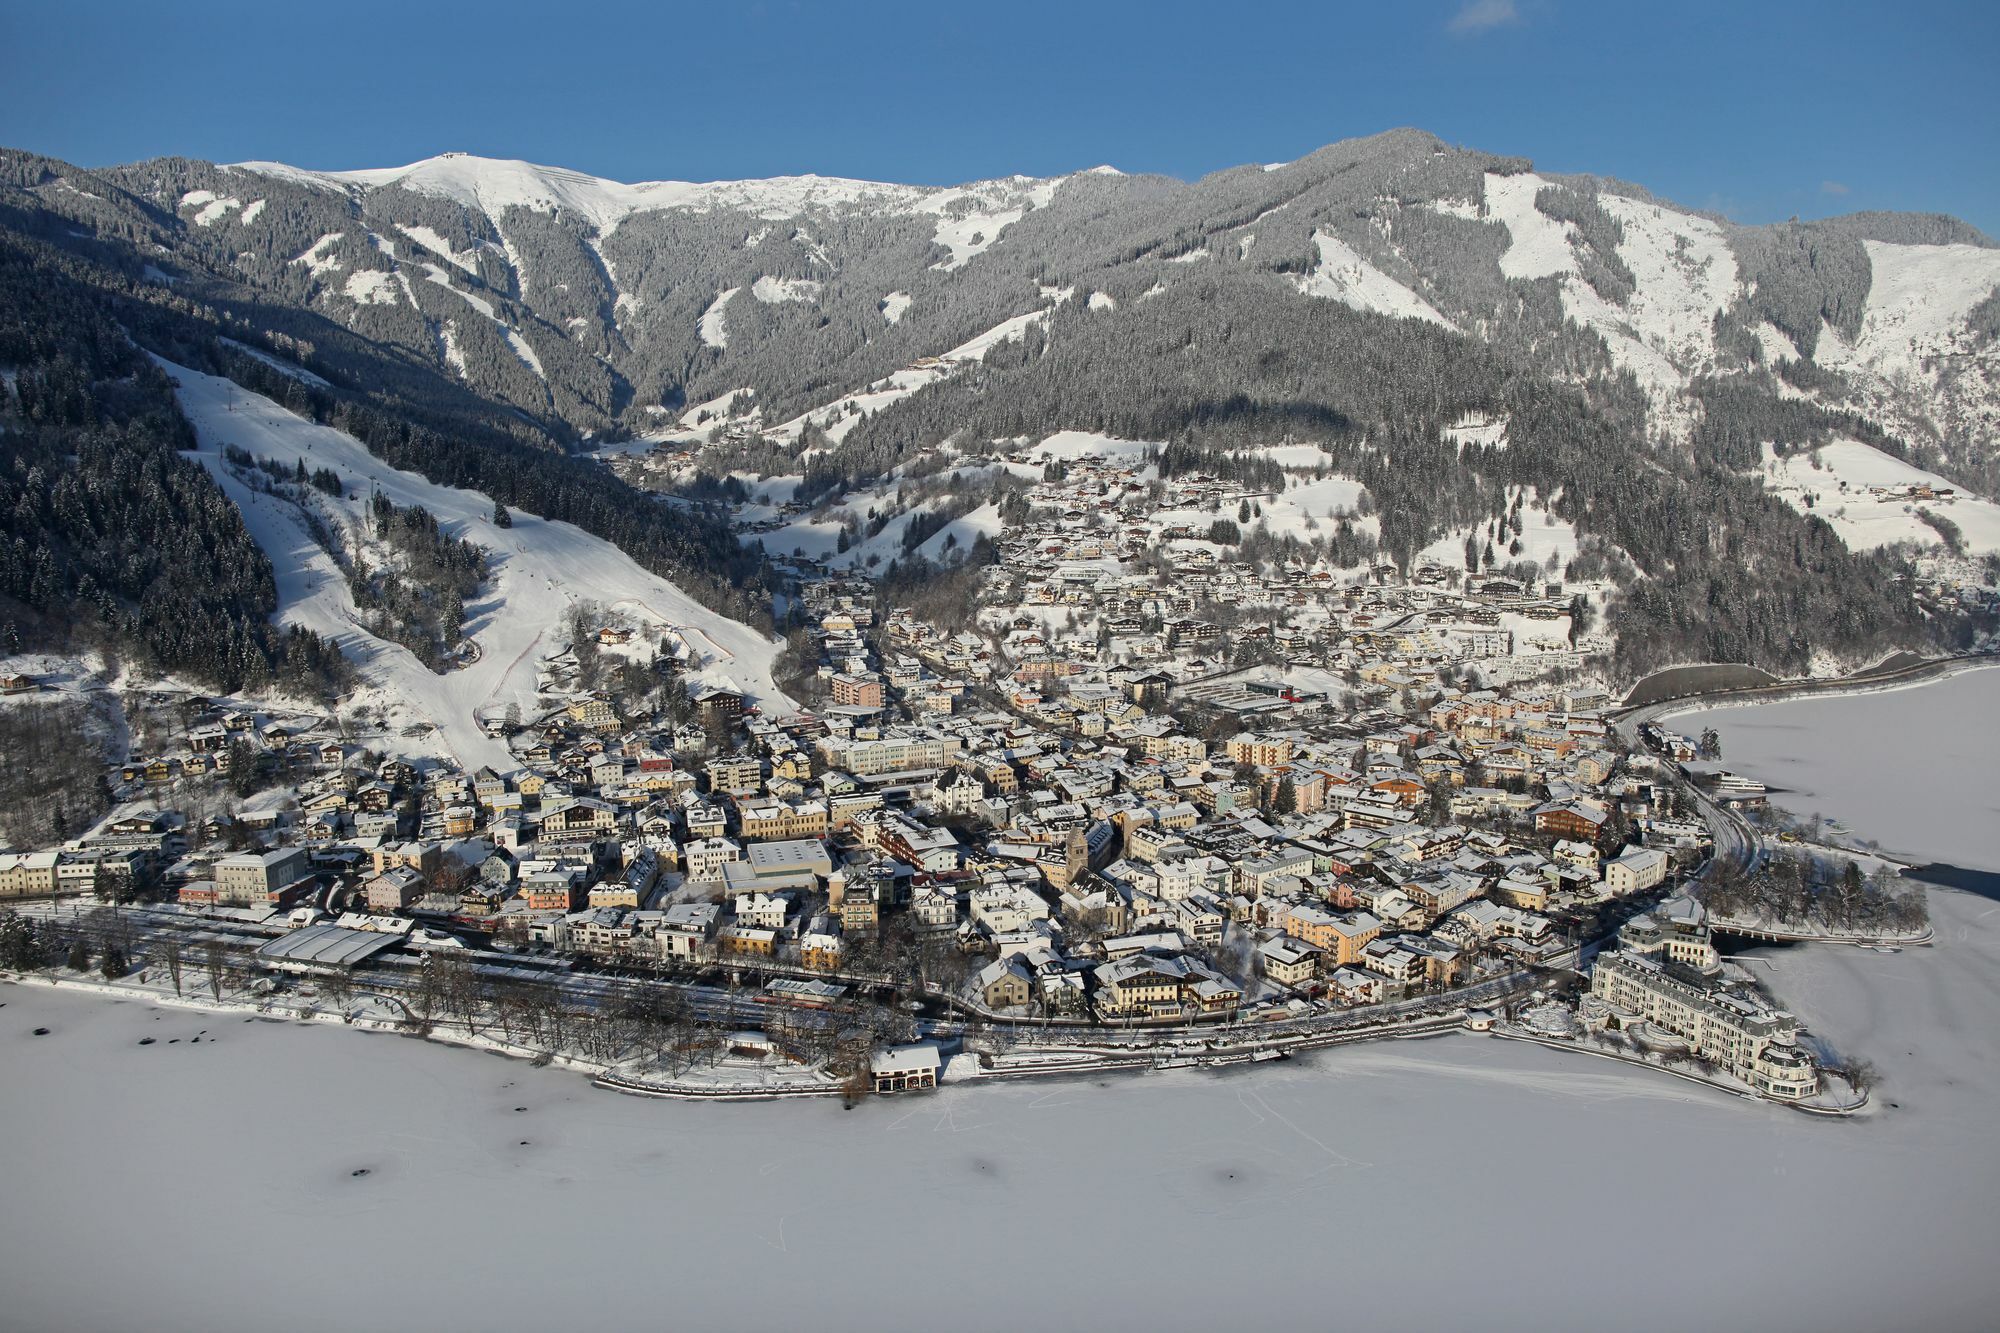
[1647, 655, 2000, 875]
[1622, 650, 2000, 728]
[8, 890, 1993, 1333]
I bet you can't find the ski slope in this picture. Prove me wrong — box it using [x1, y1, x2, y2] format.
[160, 359, 787, 769]
[697, 287, 739, 348]
[768, 306, 1054, 447]
[1294, 230, 1452, 328]
[1481, 171, 1740, 427]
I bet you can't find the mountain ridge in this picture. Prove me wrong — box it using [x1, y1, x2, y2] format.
[3, 128, 1997, 687]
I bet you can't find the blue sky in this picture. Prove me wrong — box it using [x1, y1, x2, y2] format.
[4, 0, 1996, 234]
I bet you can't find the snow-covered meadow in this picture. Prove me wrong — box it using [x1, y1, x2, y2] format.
[1759, 439, 2000, 556]
[6, 883, 1999, 1332]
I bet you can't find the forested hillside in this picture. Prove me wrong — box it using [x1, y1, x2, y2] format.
[0, 151, 781, 676]
[0, 231, 346, 696]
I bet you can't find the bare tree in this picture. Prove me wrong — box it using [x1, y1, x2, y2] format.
[320, 968, 353, 1012]
[407, 955, 447, 1033]
[202, 938, 227, 1000]
[157, 934, 184, 997]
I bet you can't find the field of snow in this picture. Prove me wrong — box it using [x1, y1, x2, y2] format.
[1668, 666, 2000, 872]
[179, 189, 250, 228]
[1252, 475, 1376, 542]
[917, 177, 1058, 271]
[290, 231, 343, 277]
[751, 275, 821, 304]
[159, 360, 786, 770]
[1760, 440, 2000, 555]
[269, 155, 1048, 266]
[1601, 194, 1736, 364]
[397, 223, 487, 274]
[697, 288, 740, 348]
[1811, 240, 2000, 460]
[1821, 241, 2000, 379]
[1442, 412, 1507, 451]
[1027, 430, 1161, 463]
[1480, 172, 1739, 426]
[1253, 442, 1336, 468]
[8, 879, 1999, 1332]
[341, 269, 399, 305]
[1484, 171, 1574, 281]
[911, 503, 1003, 563]
[241, 155, 935, 233]
[1416, 490, 1581, 575]
[1294, 230, 1452, 328]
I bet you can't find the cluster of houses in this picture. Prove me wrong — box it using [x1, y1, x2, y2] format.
[0, 446, 1735, 1049]
[947, 452, 1615, 687]
[3, 549, 1706, 1042]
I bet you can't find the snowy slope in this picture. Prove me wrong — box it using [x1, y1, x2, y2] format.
[1480, 172, 1740, 426]
[915, 176, 1060, 271]
[911, 503, 1004, 562]
[1836, 241, 2000, 373]
[1761, 439, 2000, 555]
[238, 155, 931, 233]
[1294, 231, 1452, 327]
[768, 305, 1055, 447]
[1599, 194, 1737, 371]
[1813, 241, 2000, 457]
[159, 359, 787, 769]
[237, 154, 1074, 249]
[697, 287, 738, 348]
[1255, 475, 1376, 543]
[1484, 171, 1574, 281]
[1417, 491, 1585, 575]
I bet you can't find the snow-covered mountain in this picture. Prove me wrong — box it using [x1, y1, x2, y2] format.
[4, 129, 1996, 682]
[85, 136, 1991, 495]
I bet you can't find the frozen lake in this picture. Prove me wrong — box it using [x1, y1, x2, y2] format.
[1667, 665, 2000, 872]
[5, 886, 2000, 1332]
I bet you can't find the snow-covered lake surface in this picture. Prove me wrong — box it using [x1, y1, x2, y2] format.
[1667, 666, 2000, 872]
[6, 886, 2000, 1331]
